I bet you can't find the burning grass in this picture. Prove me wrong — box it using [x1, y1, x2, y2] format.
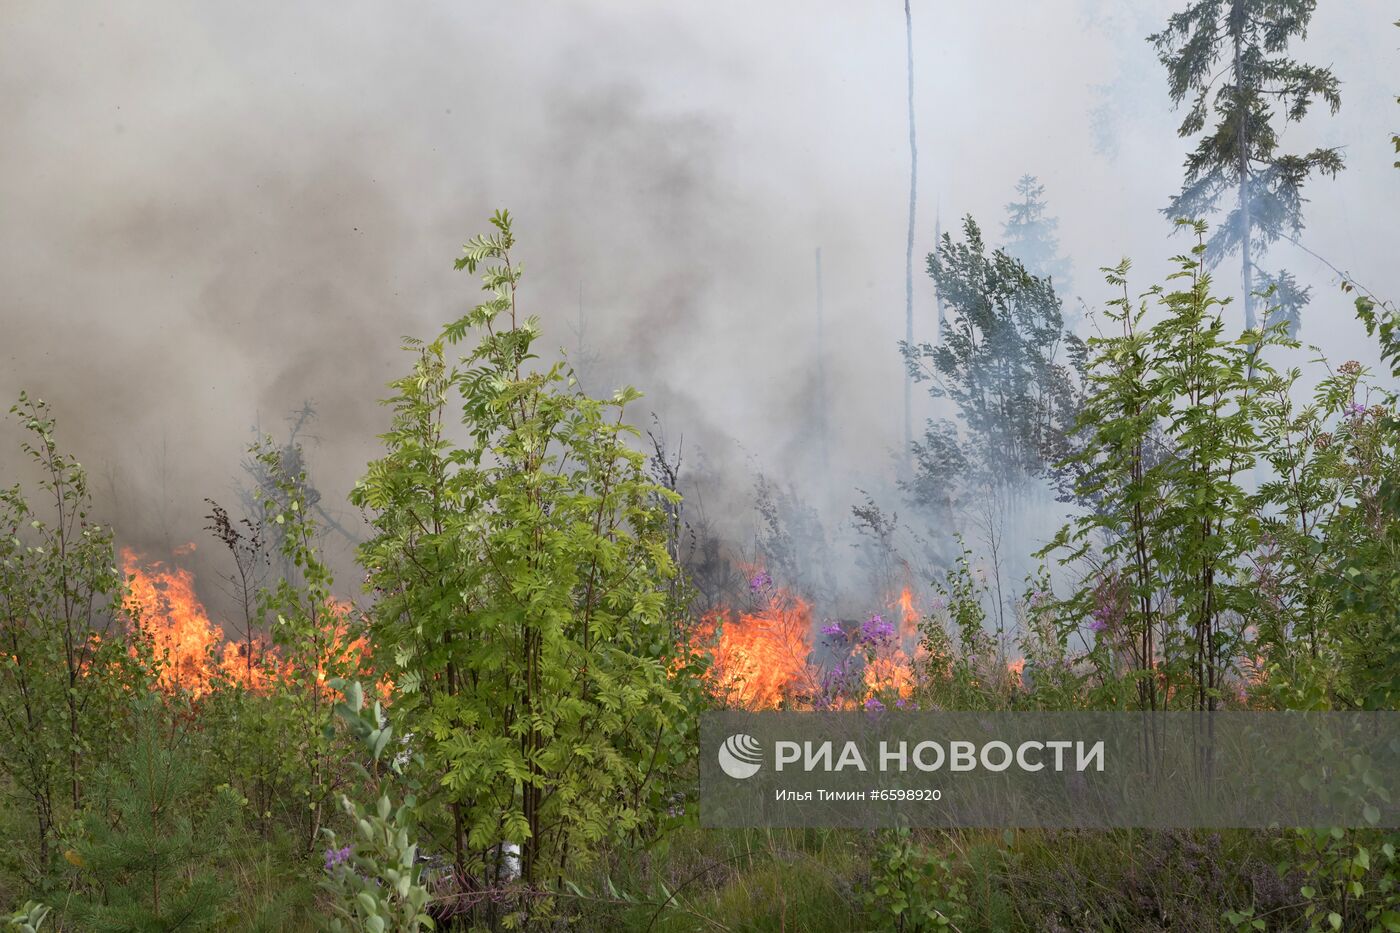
[690, 572, 933, 711]
[120, 546, 370, 697]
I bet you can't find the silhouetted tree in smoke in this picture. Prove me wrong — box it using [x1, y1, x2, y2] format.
[238, 403, 357, 586]
[900, 418, 967, 521]
[1253, 267, 1311, 337]
[753, 474, 836, 608]
[900, 217, 1084, 507]
[1152, 0, 1343, 334]
[1001, 174, 1072, 294]
[848, 493, 939, 599]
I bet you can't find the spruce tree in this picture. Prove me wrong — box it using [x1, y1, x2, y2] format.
[1152, 0, 1343, 332]
[1001, 174, 1072, 293]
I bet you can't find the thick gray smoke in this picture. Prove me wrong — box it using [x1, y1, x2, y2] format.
[2, 1, 1396, 617]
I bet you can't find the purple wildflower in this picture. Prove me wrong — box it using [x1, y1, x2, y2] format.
[815, 664, 848, 710]
[324, 845, 352, 872]
[1088, 572, 1126, 635]
[820, 621, 845, 640]
[1345, 402, 1366, 419]
[864, 696, 885, 713]
[748, 571, 772, 593]
[859, 614, 895, 645]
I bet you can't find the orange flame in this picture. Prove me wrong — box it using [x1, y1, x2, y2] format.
[896, 586, 919, 642]
[693, 586, 815, 710]
[694, 576, 933, 710]
[121, 547, 373, 698]
[856, 586, 922, 701]
[862, 649, 915, 700]
[122, 548, 225, 694]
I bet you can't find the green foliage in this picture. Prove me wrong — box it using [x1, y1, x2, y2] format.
[915, 542, 992, 708]
[352, 211, 697, 904]
[901, 216, 1084, 502]
[1044, 222, 1286, 710]
[321, 794, 433, 933]
[0, 393, 138, 874]
[1284, 829, 1400, 932]
[3, 146, 1397, 933]
[938, 544, 992, 665]
[1356, 293, 1400, 382]
[68, 700, 234, 932]
[1010, 569, 1085, 711]
[1251, 350, 1400, 710]
[320, 680, 434, 933]
[911, 545, 1074, 712]
[561, 825, 865, 931]
[253, 440, 367, 851]
[865, 829, 970, 931]
[3, 902, 49, 933]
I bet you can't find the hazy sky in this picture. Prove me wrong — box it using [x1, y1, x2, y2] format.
[1, 1, 1395, 600]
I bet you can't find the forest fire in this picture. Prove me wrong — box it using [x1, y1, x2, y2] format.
[121, 547, 233, 694]
[693, 584, 816, 709]
[693, 573, 927, 710]
[120, 547, 366, 696]
[896, 585, 919, 640]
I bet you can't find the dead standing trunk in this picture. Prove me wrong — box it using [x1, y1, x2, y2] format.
[902, 0, 918, 466]
[1232, 3, 1255, 332]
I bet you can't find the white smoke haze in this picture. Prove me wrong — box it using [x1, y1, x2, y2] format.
[1, 1, 1395, 615]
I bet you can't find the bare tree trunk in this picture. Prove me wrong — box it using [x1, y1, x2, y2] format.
[934, 206, 946, 337]
[1233, 14, 1255, 331]
[902, 0, 917, 464]
[814, 247, 829, 472]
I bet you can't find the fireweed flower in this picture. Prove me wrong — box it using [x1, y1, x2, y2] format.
[748, 571, 772, 593]
[816, 660, 859, 710]
[864, 696, 885, 714]
[1089, 572, 1126, 635]
[1345, 401, 1366, 419]
[859, 614, 895, 645]
[820, 621, 845, 641]
[324, 845, 352, 872]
